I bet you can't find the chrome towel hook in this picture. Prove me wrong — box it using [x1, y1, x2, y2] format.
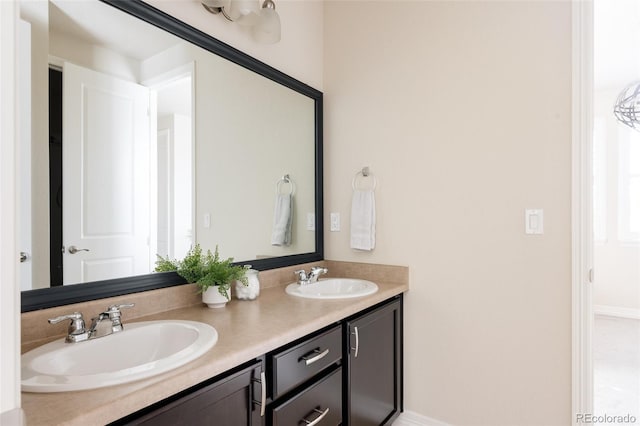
[276, 174, 295, 195]
[352, 167, 377, 190]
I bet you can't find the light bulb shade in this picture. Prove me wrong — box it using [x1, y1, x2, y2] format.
[252, 8, 280, 44]
[614, 81, 640, 130]
[236, 11, 261, 26]
[231, 0, 260, 25]
[202, 0, 231, 8]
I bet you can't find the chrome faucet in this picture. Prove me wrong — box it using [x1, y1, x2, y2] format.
[294, 266, 328, 285]
[48, 303, 134, 343]
[48, 312, 89, 343]
[88, 303, 133, 339]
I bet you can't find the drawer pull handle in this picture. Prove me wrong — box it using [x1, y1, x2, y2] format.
[251, 371, 266, 417]
[351, 326, 359, 358]
[300, 348, 330, 366]
[302, 407, 329, 425]
[259, 371, 266, 417]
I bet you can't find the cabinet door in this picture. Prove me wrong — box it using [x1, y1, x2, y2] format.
[116, 360, 264, 426]
[345, 297, 402, 426]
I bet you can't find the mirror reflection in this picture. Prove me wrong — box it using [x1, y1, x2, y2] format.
[19, 0, 316, 291]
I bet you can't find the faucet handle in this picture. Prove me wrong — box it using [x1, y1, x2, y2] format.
[48, 312, 86, 335]
[106, 303, 134, 312]
[105, 303, 134, 319]
[294, 269, 308, 279]
[48, 312, 82, 324]
[308, 266, 328, 283]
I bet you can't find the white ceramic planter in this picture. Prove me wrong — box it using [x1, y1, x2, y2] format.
[202, 286, 231, 308]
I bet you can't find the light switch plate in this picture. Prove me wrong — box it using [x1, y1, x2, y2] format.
[525, 209, 543, 234]
[203, 213, 211, 229]
[306, 213, 315, 231]
[330, 213, 340, 232]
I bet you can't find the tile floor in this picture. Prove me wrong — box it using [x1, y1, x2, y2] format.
[594, 315, 640, 421]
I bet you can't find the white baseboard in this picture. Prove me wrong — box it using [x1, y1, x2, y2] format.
[393, 410, 451, 426]
[594, 305, 640, 320]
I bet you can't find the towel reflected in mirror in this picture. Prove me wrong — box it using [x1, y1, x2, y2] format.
[271, 193, 293, 246]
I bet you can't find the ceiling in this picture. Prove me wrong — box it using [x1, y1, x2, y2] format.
[49, 0, 180, 62]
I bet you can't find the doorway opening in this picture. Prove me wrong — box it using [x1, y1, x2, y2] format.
[592, 0, 640, 418]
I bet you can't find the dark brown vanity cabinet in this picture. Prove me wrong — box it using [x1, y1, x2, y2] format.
[112, 359, 264, 426]
[113, 295, 403, 426]
[266, 296, 403, 426]
[345, 297, 403, 425]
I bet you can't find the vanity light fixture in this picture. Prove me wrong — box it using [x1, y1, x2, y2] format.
[202, 0, 281, 44]
[614, 80, 640, 130]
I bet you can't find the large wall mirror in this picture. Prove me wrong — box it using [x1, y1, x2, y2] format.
[20, 0, 323, 312]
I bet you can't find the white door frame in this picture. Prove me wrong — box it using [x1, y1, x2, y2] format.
[18, 19, 32, 291]
[142, 62, 196, 255]
[0, 0, 22, 416]
[572, 0, 594, 423]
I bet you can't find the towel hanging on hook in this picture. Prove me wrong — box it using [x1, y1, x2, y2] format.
[272, 174, 294, 246]
[351, 167, 376, 251]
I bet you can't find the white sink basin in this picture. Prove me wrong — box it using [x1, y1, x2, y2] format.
[285, 278, 378, 299]
[22, 320, 217, 393]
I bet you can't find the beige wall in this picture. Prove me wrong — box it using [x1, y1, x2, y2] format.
[323, 1, 572, 424]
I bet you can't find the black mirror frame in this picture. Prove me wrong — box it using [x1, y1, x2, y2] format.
[21, 0, 324, 312]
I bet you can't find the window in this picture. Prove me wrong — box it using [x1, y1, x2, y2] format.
[593, 117, 607, 243]
[618, 126, 640, 242]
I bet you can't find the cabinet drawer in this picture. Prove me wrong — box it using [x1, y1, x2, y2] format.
[271, 325, 341, 398]
[271, 367, 342, 426]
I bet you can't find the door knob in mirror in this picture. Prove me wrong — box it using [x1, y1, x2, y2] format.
[68, 246, 90, 254]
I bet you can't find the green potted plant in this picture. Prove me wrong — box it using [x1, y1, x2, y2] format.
[155, 244, 248, 308]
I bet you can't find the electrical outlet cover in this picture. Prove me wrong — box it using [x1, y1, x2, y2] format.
[330, 213, 340, 232]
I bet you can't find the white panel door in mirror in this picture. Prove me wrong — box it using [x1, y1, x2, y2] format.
[63, 62, 151, 284]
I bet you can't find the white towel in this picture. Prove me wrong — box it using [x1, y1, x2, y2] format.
[350, 189, 375, 251]
[271, 194, 292, 246]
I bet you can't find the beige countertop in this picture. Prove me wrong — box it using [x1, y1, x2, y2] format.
[21, 263, 408, 426]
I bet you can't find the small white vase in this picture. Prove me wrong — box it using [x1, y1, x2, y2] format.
[235, 268, 260, 300]
[202, 285, 230, 308]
